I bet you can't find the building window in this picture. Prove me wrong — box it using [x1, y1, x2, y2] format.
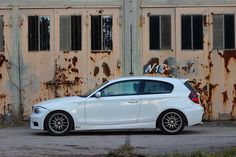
[91, 15, 112, 51]
[213, 14, 235, 49]
[0, 16, 3, 52]
[28, 16, 50, 51]
[60, 15, 82, 51]
[149, 15, 171, 50]
[181, 15, 203, 50]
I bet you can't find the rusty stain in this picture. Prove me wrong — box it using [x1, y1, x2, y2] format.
[63, 51, 69, 54]
[94, 66, 99, 77]
[72, 56, 78, 66]
[91, 51, 111, 55]
[102, 77, 107, 83]
[74, 76, 81, 83]
[209, 84, 218, 103]
[0, 54, 8, 67]
[0, 94, 6, 99]
[222, 91, 228, 103]
[146, 58, 159, 66]
[218, 50, 236, 72]
[102, 62, 111, 77]
[232, 84, 236, 118]
[71, 68, 79, 73]
[181, 62, 194, 73]
[90, 57, 95, 63]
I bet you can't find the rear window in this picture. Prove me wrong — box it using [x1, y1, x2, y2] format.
[184, 81, 198, 93]
[142, 80, 174, 94]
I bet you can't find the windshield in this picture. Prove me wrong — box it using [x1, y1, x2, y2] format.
[80, 81, 109, 97]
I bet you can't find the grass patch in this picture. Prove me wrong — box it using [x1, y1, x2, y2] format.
[106, 145, 236, 157]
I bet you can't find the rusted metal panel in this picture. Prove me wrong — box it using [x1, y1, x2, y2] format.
[18, 8, 121, 118]
[0, 11, 12, 120]
[142, 6, 236, 120]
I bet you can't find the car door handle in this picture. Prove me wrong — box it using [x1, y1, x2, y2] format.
[128, 100, 138, 103]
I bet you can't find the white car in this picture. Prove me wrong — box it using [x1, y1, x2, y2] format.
[30, 76, 204, 135]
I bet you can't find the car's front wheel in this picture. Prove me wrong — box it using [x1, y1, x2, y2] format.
[45, 111, 73, 136]
[158, 110, 185, 135]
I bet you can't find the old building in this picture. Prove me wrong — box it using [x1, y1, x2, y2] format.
[0, 0, 235, 120]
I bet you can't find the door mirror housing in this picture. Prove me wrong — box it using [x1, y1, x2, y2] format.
[95, 92, 101, 98]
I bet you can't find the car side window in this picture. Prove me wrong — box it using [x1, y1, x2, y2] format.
[100, 81, 140, 97]
[142, 80, 173, 94]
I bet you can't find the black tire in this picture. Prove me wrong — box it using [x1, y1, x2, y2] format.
[158, 110, 185, 135]
[45, 111, 73, 136]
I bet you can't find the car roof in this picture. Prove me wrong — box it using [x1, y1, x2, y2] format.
[108, 76, 187, 83]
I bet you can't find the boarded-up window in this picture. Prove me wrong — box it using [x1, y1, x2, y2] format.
[60, 15, 82, 51]
[213, 14, 235, 49]
[149, 15, 171, 50]
[181, 15, 203, 50]
[28, 16, 50, 51]
[91, 15, 112, 51]
[0, 16, 3, 52]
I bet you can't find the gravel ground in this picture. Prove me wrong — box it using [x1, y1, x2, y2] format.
[0, 122, 236, 156]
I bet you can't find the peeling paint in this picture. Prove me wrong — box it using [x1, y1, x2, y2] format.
[102, 77, 107, 83]
[72, 56, 78, 67]
[0, 54, 8, 67]
[102, 62, 111, 77]
[0, 73, 2, 80]
[222, 91, 228, 104]
[218, 50, 236, 72]
[94, 66, 99, 76]
[90, 57, 95, 63]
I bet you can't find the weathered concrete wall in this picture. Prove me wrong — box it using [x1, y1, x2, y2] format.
[0, 0, 236, 120]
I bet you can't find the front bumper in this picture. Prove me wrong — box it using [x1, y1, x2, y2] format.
[30, 109, 50, 130]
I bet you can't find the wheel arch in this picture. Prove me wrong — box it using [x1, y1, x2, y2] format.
[44, 110, 75, 131]
[156, 109, 188, 128]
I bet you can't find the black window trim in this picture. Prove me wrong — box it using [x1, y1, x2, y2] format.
[94, 80, 142, 97]
[139, 80, 174, 95]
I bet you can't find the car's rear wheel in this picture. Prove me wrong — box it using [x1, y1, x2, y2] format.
[45, 111, 73, 136]
[159, 111, 185, 135]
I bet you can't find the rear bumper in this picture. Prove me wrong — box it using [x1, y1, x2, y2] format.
[184, 104, 204, 126]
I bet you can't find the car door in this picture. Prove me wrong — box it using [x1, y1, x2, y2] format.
[85, 80, 141, 125]
[138, 80, 174, 123]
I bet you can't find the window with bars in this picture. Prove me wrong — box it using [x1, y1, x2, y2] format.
[91, 15, 112, 51]
[0, 16, 3, 52]
[60, 15, 82, 51]
[149, 15, 171, 50]
[181, 15, 203, 50]
[28, 16, 50, 51]
[213, 14, 235, 49]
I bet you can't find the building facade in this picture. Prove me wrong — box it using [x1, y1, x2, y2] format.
[0, 0, 236, 120]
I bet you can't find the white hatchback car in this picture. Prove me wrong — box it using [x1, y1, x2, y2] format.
[30, 76, 204, 135]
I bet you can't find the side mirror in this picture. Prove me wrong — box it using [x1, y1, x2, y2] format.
[95, 92, 101, 98]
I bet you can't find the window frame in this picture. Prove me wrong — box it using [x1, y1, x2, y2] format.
[91, 15, 113, 52]
[140, 80, 174, 95]
[213, 13, 235, 50]
[0, 15, 4, 52]
[60, 15, 82, 52]
[28, 15, 50, 52]
[98, 80, 141, 97]
[181, 14, 204, 50]
[149, 14, 172, 51]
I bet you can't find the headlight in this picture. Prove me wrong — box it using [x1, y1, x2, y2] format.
[33, 106, 47, 114]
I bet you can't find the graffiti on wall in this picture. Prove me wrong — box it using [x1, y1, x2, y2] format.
[143, 57, 176, 76]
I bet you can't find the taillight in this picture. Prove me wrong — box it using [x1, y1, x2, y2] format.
[189, 92, 200, 104]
